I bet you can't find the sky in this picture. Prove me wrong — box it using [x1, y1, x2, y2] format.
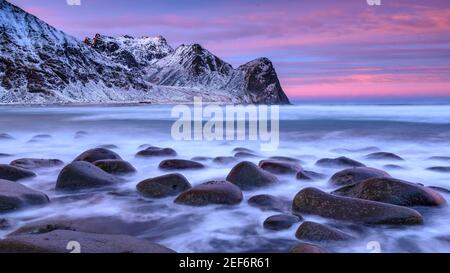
[8, 0, 450, 101]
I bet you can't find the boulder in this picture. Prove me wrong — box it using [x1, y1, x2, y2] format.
[234, 151, 258, 158]
[93, 159, 136, 175]
[248, 194, 290, 212]
[174, 181, 243, 206]
[96, 144, 119, 149]
[73, 148, 122, 163]
[136, 146, 177, 157]
[329, 167, 391, 186]
[0, 164, 36, 181]
[315, 156, 366, 168]
[213, 156, 236, 164]
[56, 161, 121, 191]
[159, 159, 204, 170]
[0, 230, 175, 253]
[0, 179, 49, 212]
[268, 156, 303, 163]
[290, 243, 329, 253]
[295, 221, 354, 241]
[296, 170, 325, 181]
[10, 158, 64, 170]
[258, 160, 302, 174]
[263, 214, 300, 231]
[292, 187, 423, 225]
[137, 173, 191, 198]
[332, 177, 446, 207]
[365, 152, 404, 161]
[226, 161, 278, 190]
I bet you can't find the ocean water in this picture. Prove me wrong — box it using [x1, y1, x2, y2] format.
[0, 104, 450, 253]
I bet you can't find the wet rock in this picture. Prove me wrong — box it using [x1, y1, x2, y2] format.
[96, 144, 119, 149]
[0, 133, 14, 140]
[234, 151, 258, 158]
[137, 173, 191, 198]
[213, 156, 236, 164]
[0, 230, 175, 253]
[290, 243, 329, 253]
[0, 164, 36, 181]
[427, 166, 450, 173]
[296, 170, 325, 181]
[9, 216, 155, 237]
[329, 167, 391, 186]
[73, 148, 122, 163]
[315, 156, 366, 168]
[332, 177, 446, 207]
[56, 161, 121, 191]
[295, 221, 354, 242]
[74, 131, 88, 139]
[248, 194, 290, 212]
[136, 146, 177, 157]
[0, 179, 49, 212]
[258, 160, 302, 175]
[366, 152, 404, 161]
[93, 159, 136, 175]
[10, 158, 64, 170]
[232, 147, 255, 153]
[292, 187, 423, 225]
[191, 156, 213, 161]
[268, 156, 303, 163]
[159, 159, 204, 170]
[174, 181, 243, 206]
[226, 161, 278, 190]
[263, 214, 300, 231]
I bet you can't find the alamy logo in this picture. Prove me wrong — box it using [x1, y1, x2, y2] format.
[171, 97, 280, 151]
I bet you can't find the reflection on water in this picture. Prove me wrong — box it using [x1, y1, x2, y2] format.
[0, 104, 450, 253]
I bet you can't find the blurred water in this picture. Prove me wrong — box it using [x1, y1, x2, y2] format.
[0, 104, 450, 253]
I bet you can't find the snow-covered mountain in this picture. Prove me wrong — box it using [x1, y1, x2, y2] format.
[0, 0, 290, 104]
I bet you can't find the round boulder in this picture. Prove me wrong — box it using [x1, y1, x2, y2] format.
[159, 159, 204, 170]
[93, 159, 136, 175]
[315, 156, 366, 168]
[73, 148, 122, 163]
[365, 152, 404, 161]
[329, 167, 391, 186]
[136, 146, 177, 157]
[0, 179, 49, 212]
[174, 180, 243, 206]
[226, 161, 278, 190]
[295, 221, 354, 242]
[263, 214, 300, 231]
[248, 194, 290, 212]
[137, 173, 191, 198]
[258, 160, 302, 175]
[10, 158, 64, 170]
[0, 164, 36, 181]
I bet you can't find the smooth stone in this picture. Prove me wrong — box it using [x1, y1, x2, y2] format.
[366, 152, 404, 161]
[258, 160, 302, 175]
[0, 164, 36, 181]
[0, 133, 14, 140]
[56, 161, 121, 191]
[0, 179, 49, 212]
[138, 144, 152, 149]
[93, 159, 136, 174]
[332, 177, 446, 207]
[295, 221, 354, 242]
[248, 194, 290, 212]
[136, 146, 177, 157]
[427, 166, 450, 173]
[191, 156, 213, 161]
[232, 147, 255, 153]
[296, 170, 325, 181]
[0, 153, 12, 157]
[159, 159, 204, 170]
[9, 216, 155, 237]
[213, 156, 236, 164]
[329, 167, 391, 186]
[383, 164, 405, 170]
[268, 156, 303, 163]
[428, 156, 450, 161]
[73, 148, 122, 163]
[226, 161, 278, 190]
[292, 187, 423, 225]
[10, 158, 64, 170]
[96, 144, 119, 149]
[234, 151, 258, 158]
[263, 214, 300, 231]
[290, 243, 329, 253]
[315, 156, 366, 168]
[0, 230, 175, 253]
[174, 180, 243, 206]
[137, 173, 191, 198]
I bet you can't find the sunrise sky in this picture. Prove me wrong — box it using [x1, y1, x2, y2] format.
[9, 0, 450, 101]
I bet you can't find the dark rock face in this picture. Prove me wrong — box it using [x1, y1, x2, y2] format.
[137, 173, 191, 198]
[295, 221, 354, 242]
[329, 167, 391, 186]
[174, 181, 243, 206]
[427, 166, 450, 173]
[159, 159, 204, 170]
[56, 161, 121, 191]
[365, 152, 404, 161]
[93, 159, 136, 175]
[0, 179, 49, 212]
[263, 214, 300, 231]
[292, 187, 423, 225]
[0, 230, 175, 253]
[258, 160, 302, 175]
[136, 146, 177, 157]
[332, 177, 446, 207]
[315, 157, 366, 168]
[290, 243, 329, 253]
[10, 158, 63, 170]
[247, 194, 290, 212]
[73, 148, 122, 163]
[0, 164, 36, 181]
[226, 161, 278, 190]
[296, 170, 325, 181]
